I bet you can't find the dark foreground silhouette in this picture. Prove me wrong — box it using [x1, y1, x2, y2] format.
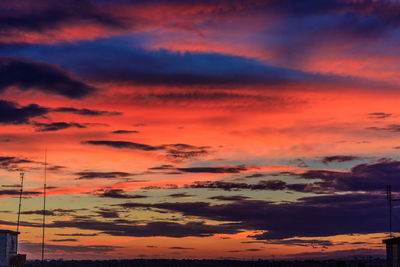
[28, 259, 385, 267]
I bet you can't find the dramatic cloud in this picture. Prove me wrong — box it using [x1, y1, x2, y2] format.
[53, 107, 122, 116]
[0, 39, 378, 89]
[0, 58, 95, 98]
[21, 208, 79, 216]
[119, 193, 388, 239]
[50, 239, 78, 242]
[55, 233, 97, 237]
[0, 0, 399, 260]
[186, 180, 287, 191]
[83, 140, 161, 151]
[178, 166, 246, 174]
[33, 122, 86, 132]
[0, 156, 35, 171]
[96, 189, 147, 199]
[0, 189, 40, 197]
[167, 193, 193, 198]
[141, 159, 400, 194]
[111, 130, 138, 134]
[0, 0, 124, 35]
[75, 171, 132, 180]
[298, 158, 400, 193]
[95, 208, 120, 219]
[141, 179, 325, 193]
[164, 144, 209, 160]
[368, 112, 392, 119]
[209, 195, 249, 201]
[83, 140, 209, 160]
[41, 219, 242, 238]
[0, 99, 48, 124]
[321, 155, 361, 164]
[367, 124, 400, 133]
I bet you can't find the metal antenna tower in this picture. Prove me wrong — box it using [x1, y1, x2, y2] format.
[16, 171, 24, 252]
[41, 149, 47, 266]
[388, 185, 393, 237]
[387, 185, 400, 238]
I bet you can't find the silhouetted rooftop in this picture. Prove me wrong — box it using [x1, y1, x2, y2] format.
[0, 230, 19, 235]
[383, 237, 400, 245]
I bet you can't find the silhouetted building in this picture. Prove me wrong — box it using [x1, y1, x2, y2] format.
[383, 237, 400, 267]
[0, 230, 18, 266]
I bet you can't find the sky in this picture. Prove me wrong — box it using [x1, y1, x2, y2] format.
[0, 0, 400, 261]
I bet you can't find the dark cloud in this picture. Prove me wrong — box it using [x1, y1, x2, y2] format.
[164, 144, 209, 160]
[96, 189, 147, 199]
[368, 112, 392, 119]
[75, 171, 132, 180]
[95, 209, 120, 219]
[21, 208, 79, 216]
[83, 140, 210, 160]
[0, 156, 35, 171]
[144, 160, 400, 194]
[55, 233, 97, 237]
[0, 1, 398, 93]
[367, 124, 400, 133]
[119, 192, 388, 240]
[0, 99, 48, 124]
[141, 179, 320, 193]
[112, 130, 138, 134]
[33, 121, 86, 132]
[298, 158, 400, 193]
[1, 184, 22, 188]
[43, 219, 241, 238]
[148, 165, 175, 170]
[186, 180, 287, 191]
[53, 107, 122, 116]
[141, 184, 178, 190]
[321, 155, 361, 164]
[50, 239, 78, 242]
[0, 39, 376, 89]
[244, 173, 265, 179]
[0, 0, 124, 33]
[209, 195, 249, 201]
[83, 140, 161, 151]
[0, 189, 40, 197]
[178, 166, 246, 174]
[168, 247, 194, 250]
[2, 191, 392, 240]
[0, 58, 95, 98]
[246, 248, 262, 251]
[167, 193, 193, 198]
[131, 92, 304, 109]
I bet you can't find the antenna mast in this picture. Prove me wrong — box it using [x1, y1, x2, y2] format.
[387, 185, 393, 237]
[387, 185, 400, 238]
[41, 149, 47, 266]
[16, 171, 24, 251]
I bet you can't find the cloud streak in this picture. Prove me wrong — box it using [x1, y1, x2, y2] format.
[0, 57, 96, 98]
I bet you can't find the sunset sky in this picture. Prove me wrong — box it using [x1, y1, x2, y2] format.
[1, 0, 400, 261]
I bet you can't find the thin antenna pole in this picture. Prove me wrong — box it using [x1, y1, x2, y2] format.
[41, 148, 47, 266]
[16, 171, 24, 252]
[387, 185, 392, 237]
